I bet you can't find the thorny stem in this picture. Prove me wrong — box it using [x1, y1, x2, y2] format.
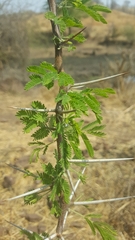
[48, 0, 68, 237]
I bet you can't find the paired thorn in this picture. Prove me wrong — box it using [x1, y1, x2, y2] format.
[10, 106, 75, 114]
[10, 106, 56, 113]
[73, 195, 135, 206]
[69, 157, 134, 163]
[73, 72, 128, 88]
[7, 185, 49, 201]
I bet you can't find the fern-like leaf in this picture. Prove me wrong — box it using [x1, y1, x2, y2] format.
[61, 178, 70, 203]
[24, 74, 42, 90]
[32, 127, 50, 140]
[81, 132, 94, 157]
[92, 88, 115, 97]
[24, 193, 42, 205]
[94, 221, 117, 240]
[91, 5, 111, 13]
[40, 61, 57, 72]
[27, 65, 46, 75]
[21, 229, 47, 240]
[58, 72, 74, 86]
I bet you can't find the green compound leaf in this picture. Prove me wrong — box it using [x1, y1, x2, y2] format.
[45, 11, 56, 20]
[42, 72, 58, 88]
[24, 120, 37, 133]
[32, 126, 50, 140]
[85, 218, 96, 235]
[68, 91, 88, 115]
[58, 72, 74, 87]
[24, 193, 42, 205]
[31, 101, 46, 110]
[55, 90, 71, 106]
[92, 88, 115, 97]
[40, 61, 57, 72]
[85, 218, 117, 240]
[91, 5, 111, 13]
[95, 13, 107, 24]
[27, 66, 46, 75]
[63, 17, 83, 28]
[24, 74, 42, 90]
[49, 177, 70, 204]
[60, 136, 71, 164]
[74, 33, 86, 43]
[69, 1, 111, 24]
[82, 120, 100, 131]
[67, 44, 76, 52]
[54, 17, 67, 33]
[45, 12, 66, 33]
[82, 121, 106, 137]
[80, 132, 94, 157]
[84, 93, 102, 122]
[30, 147, 43, 162]
[50, 200, 61, 217]
[39, 163, 55, 185]
[72, 2, 101, 22]
[16, 101, 48, 134]
[61, 178, 70, 203]
[21, 229, 47, 240]
[70, 141, 83, 159]
[94, 221, 118, 240]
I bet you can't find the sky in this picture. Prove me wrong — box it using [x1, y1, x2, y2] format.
[3, 0, 135, 13]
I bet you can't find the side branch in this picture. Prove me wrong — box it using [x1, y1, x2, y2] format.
[61, 27, 86, 45]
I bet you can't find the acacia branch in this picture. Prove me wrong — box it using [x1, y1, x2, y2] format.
[48, 0, 68, 237]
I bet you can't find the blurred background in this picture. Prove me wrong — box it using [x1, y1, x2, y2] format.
[0, 0, 135, 86]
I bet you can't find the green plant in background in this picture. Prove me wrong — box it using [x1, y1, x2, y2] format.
[6, 0, 134, 239]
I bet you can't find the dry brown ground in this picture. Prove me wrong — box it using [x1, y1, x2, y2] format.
[0, 78, 135, 240]
[0, 8, 135, 240]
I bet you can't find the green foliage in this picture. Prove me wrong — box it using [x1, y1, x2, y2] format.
[61, 0, 111, 24]
[24, 193, 43, 205]
[14, 1, 117, 240]
[80, 132, 94, 157]
[85, 216, 118, 240]
[21, 229, 49, 240]
[25, 62, 57, 90]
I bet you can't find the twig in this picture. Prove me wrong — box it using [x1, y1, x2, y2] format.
[6, 220, 54, 240]
[72, 72, 128, 87]
[6, 220, 33, 234]
[61, 27, 86, 45]
[69, 158, 134, 163]
[124, 104, 135, 113]
[6, 163, 37, 177]
[114, 201, 130, 214]
[73, 195, 135, 205]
